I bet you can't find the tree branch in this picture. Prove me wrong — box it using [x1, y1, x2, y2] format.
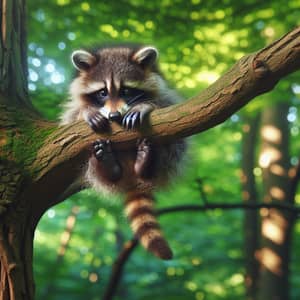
[25, 26, 300, 216]
[157, 202, 300, 217]
[103, 238, 139, 300]
[289, 156, 300, 202]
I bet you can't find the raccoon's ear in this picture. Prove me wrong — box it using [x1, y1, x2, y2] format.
[132, 46, 158, 67]
[71, 50, 96, 71]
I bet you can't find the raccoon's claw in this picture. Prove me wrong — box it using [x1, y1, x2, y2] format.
[122, 111, 141, 130]
[122, 110, 150, 130]
[87, 112, 109, 132]
[122, 104, 154, 130]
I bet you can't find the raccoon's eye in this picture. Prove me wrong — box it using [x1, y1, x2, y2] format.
[120, 87, 144, 99]
[119, 87, 132, 97]
[97, 88, 108, 98]
[88, 88, 108, 105]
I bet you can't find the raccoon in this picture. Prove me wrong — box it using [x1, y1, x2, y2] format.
[60, 44, 186, 259]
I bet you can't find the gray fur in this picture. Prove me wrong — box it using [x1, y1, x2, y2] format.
[60, 45, 185, 192]
[60, 44, 186, 259]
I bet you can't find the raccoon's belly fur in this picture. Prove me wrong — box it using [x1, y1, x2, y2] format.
[86, 139, 185, 195]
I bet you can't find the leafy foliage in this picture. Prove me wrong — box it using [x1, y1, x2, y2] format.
[28, 0, 300, 299]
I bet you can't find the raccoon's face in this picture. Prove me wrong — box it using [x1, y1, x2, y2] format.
[70, 46, 160, 121]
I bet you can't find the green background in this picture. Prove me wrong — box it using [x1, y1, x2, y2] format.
[27, 1, 300, 299]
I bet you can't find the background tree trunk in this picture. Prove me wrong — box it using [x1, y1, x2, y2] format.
[257, 103, 295, 300]
[241, 115, 260, 300]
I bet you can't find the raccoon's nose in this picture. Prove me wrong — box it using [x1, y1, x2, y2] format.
[108, 111, 122, 122]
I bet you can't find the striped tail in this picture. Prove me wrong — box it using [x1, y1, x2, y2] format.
[125, 192, 173, 260]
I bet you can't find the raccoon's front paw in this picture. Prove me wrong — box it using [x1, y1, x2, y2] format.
[122, 105, 153, 130]
[86, 111, 109, 132]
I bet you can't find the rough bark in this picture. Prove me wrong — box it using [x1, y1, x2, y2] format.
[257, 104, 295, 300]
[0, 0, 30, 108]
[0, 1, 38, 299]
[241, 115, 260, 300]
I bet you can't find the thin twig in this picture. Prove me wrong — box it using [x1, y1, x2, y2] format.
[289, 159, 300, 203]
[157, 202, 300, 217]
[103, 238, 139, 300]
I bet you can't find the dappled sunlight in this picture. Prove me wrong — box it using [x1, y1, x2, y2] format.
[261, 125, 282, 144]
[58, 231, 71, 256]
[57, 0, 70, 5]
[259, 147, 282, 168]
[240, 170, 247, 184]
[195, 292, 205, 300]
[253, 167, 262, 177]
[260, 207, 269, 217]
[242, 124, 250, 133]
[195, 70, 219, 85]
[242, 190, 250, 201]
[262, 217, 286, 245]
[58, 206, 79, 256]
[288, 166, 297, 178]
[270, 164, 286, 176]
[256, 247, 282, 276]
[227, 273, 244, 286]
[191, 257, 202, 266]
[295, 194, 300, 204]
[269, 186, 286, 201]
[204, 283, 226, 296]
[99, 24, 119, 38]
[81, 2, 90, 11]
[270, 209, 289, 228]
[88, 272, 99, 283]
[166, 267, 185, 277]
[66, 213, 76, 228]
[185, 280, 198, 292]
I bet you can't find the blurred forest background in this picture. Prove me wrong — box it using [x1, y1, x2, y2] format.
[27, 0, 300, 299]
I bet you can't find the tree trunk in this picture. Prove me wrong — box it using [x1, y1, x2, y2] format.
[0, 0, 30, 108]
[241, 115, 260, 300]
[0, 1, 36, 299]
[257, 104, 295, 300]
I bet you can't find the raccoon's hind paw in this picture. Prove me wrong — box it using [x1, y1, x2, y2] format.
[93, 140, 122, 181]
[93, 139, 110, 160]
[134, 138, 153, 178]
[86, 111, 109, 132]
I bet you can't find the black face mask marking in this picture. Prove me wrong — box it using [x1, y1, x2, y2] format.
[120, 87, 146, 105]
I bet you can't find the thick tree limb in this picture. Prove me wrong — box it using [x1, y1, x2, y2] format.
[33, 27, 300, 175]
[25, 26, 300, 217]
